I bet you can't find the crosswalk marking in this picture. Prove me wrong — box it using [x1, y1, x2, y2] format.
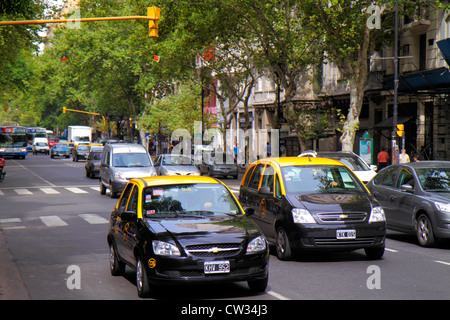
[0, 190, 4, 196]
[79, 214, 109, 224]
[41, 188, 60, 194]
[40, 215, 69, 227]
[14, 189, 33, 195]
[65, 187, 88, 194]
[0, 214, 109, 229]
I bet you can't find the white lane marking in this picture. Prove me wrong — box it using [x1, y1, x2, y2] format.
[40, 215, 68, 227]
[0, 218, 21, 223]
[385, 248, 398, 253]
[79, 214, 109, 224]
[0, 190, 4, 196]
[65, 187, 88, 194]
[435, 260, 450, 266]
[3, 226, 26, 230]
[14, 189, 33, 195]
[90, 186, 99, 191]
[40, 188, 60, 194]
[268, 290, 290, 300]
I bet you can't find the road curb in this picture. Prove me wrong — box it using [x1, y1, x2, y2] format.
[0, 230, 30, 300]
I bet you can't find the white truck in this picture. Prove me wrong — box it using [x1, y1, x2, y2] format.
[68, 126, 93, 146]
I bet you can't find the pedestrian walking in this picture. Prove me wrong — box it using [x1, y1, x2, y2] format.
[399, 149, 410, 163]
[377, 147, 389, 171]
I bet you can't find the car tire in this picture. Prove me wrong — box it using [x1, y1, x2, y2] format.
[248, 275, 268, 292]
[109, 244, 125, 276]
[416, 214, 435, 247]
[364, 245, 385, 260]
[276, 227, 293, 260]
[136, 258, 151, 298]
[100, 181, 106, 195]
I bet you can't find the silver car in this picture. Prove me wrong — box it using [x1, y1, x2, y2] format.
[366, 161, 450, 247]
[154, 153, 200, 176]
[99, 143, 157, 198]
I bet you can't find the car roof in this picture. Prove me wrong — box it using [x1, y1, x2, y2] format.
[132, 175, 221, 187]
[107, 143, 147, 153]
[253, 156, 346, 168]
[399, 161, 450, 169]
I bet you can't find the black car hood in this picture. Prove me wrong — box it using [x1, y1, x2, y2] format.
[287, 192, 373, 214]
[146, 215, 260, 246]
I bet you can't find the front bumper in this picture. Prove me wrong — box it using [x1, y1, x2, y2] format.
[145, 251, 269, 285]
[289, 222, 386, 251]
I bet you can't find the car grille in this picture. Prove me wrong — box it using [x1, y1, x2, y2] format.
[185, 243, 242, 257]
[317, 212, 367, 223]
[314, 237, 376, 246]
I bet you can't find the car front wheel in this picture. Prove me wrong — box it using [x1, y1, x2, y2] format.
[248, 275, 268, 292]
[136, 258, 151, 298]
[276, 227, 293, 260]
[416, 214, 435, 247]
[109, 244, 125, 276]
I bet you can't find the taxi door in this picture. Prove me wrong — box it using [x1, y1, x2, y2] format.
[114, 183, 139, 265]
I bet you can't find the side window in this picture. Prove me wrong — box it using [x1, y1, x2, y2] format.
[261, 165, 275, 193]
[127, 186, 139, 214]
[396, 168, 414, 189]
[380, 166, 399, 187]
[243, 165, 256, 186]
[118, 184, 134, 212]
[249, 164, 264, 189]
[106, 151, 111, 166]
[275, 174, 282, 199]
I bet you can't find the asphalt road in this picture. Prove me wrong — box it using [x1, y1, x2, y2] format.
[0, 154, 449, 302]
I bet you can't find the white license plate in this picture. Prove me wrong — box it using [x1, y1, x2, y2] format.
[336, 229, 356, 239]
[204, 261, 230, 274]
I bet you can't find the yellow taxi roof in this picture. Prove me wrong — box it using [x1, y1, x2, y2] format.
[254, 156, 346, 167]
[132, 175, 220, 187]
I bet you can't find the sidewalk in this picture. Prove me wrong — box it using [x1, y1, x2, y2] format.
[0, 230, 30, 300]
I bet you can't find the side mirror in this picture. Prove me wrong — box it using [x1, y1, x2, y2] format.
[258, 186, 272, 195]
[244, 208, 255, 216]
[121, 211, 137, 222]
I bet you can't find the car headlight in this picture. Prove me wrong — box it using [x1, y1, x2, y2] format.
[435, 201, 450, 213]
[114, 172, 127, 181]
[246, 235, 267, 254]
[369, 206, 386, 223]
[152, 240, 181, 256]
[292, 208, 315, 223]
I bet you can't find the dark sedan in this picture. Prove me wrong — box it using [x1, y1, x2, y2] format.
[107, 176, 269, 298]
[366, 161, 450, 247]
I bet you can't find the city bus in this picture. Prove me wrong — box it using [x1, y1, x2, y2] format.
[0, 126, 28, 159]
[26, 127, 47, 144]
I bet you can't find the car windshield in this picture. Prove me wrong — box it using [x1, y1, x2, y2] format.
[78, 146, 89, 151]
[281, 165, 366, 193]
[163, 155, 193, 165]
[142, 183, 241, 218]
[113, 152, 151, 167]
[416, 167, 450, 191]
[55, 144, 68, 148]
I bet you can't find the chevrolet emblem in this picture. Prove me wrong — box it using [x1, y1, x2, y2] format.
[209, 247, 221, 253]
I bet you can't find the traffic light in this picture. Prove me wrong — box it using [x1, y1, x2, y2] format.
[396, 124, 404, 137]
[147, 6, 160, 38]
[63, 106, 66, 113]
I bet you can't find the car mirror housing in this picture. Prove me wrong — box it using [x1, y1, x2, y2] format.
[121, 211, 137, 222]
[400, 184, 414, 193]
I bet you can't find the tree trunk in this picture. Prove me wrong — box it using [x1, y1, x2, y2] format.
[340, 80, 365, 151]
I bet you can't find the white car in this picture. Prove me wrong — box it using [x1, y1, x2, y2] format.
[298, 150, 377, 184]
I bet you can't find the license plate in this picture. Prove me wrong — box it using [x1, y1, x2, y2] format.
[204, 261, 230, 274]
[336, 229, 356, 239]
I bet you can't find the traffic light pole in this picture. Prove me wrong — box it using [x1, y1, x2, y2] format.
[392, 0, 399, 165]
[0, 7, 160, 37]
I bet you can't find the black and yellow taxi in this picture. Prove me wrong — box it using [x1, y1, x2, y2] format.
[107, 176, 269, 298]
[239, 157, 386, 261]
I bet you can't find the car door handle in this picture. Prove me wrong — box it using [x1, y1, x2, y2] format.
[390, 195, 396, 201]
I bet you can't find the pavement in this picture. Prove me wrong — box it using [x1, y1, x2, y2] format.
[0, 230, 30, 300]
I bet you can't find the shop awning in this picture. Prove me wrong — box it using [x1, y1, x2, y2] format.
[384, 67, 450, 93]
[374, 116, 411, 129]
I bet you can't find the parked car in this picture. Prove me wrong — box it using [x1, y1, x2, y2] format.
[72, 144, 90, 162]
[154, 153, 200, 176]
[366, 161, 450, 247]
[85, 147, 103, 178]
[196, 151, 239, 179]
[50, 143, 70, 158]
[298, 150, 377, 184]
[107, 175, 269, 298]
[32, 142, 49, 155]
[239, 157, 386, 260]
[100, 143, 157, 198]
